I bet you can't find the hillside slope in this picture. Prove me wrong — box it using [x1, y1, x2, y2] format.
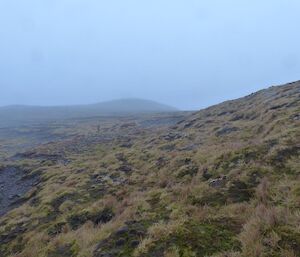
[0, 99, 177, 126]
[0, 81, 299, 257]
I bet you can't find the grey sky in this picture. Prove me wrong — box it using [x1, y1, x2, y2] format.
[0, 1, 299, 110]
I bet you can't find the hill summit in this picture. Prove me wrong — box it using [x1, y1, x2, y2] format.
[0, 98, 177, 126]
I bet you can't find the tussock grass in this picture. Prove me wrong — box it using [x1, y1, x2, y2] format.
[1, 82, 300, 257]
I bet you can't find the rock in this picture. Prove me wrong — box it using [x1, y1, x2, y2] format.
[0, 224, 27, 244]
[160, 132, 183, 141]
[269, 103, 288, 110]
[291, 113, 300, 121]
[98, 254, 112, 257]
[208, 176, 227, 188]
[120, 142, 133, 148]
[115, 226, 129, 236]
[218, 111, 228, 116]
[230, 114, 245, 121]
[179, 144, 198, 151]
[116, 238, 126, 246]
[130, 240, 140, 247]
[118, 165, 132, 173]
[183, 119, 197, 128]
[129, 229, 144, 237]
[216, 127, 239, 136]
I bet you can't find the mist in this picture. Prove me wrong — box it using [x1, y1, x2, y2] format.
[0, 0, 299, 110]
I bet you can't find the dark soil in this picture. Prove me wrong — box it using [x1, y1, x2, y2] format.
[0, 167, 38, 216]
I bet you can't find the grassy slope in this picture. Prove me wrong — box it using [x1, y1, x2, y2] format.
[0, 81, 299, 257]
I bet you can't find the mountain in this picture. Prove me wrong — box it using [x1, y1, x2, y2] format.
[0, 98, 178, 126]
[0, 81, 299, 257]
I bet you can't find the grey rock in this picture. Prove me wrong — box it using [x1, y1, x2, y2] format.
[209, 176, 227, 188]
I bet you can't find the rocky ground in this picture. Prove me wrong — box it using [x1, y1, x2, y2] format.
[0, 166, 39, 216]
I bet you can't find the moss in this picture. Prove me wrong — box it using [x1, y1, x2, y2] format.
[159, 144, 176, 151]
[50, 192, 80, 213]
[275, 227, 300, 256]
[176, 164, 198, 178]
[228, 180, 254, 203]
[67, 211, 90, 230]
[245, 167, 265, 183]
[47, 222, 67, 236]
[269, 146, 300, 167]
[146, 192, 170, 221]
[189, 180, 254, 207]
[146, 192, 162, 207]
[294, 186, 300, 196]
[144, 220, 241, 257]
[94, 220, 151, 257]
[215, 146, 269, 172]
[0, 223, 28, 257]
[190, 191, 227, 207]
[165, 246, 197, 257]
[10, 236, 26, 255]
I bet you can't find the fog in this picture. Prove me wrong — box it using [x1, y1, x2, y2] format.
[0, 0, 299, 110]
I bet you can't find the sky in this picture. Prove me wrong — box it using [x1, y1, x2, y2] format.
[0, 1, 299, 110]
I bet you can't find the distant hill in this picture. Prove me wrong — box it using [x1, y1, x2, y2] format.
[0, 98, 178, 126]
